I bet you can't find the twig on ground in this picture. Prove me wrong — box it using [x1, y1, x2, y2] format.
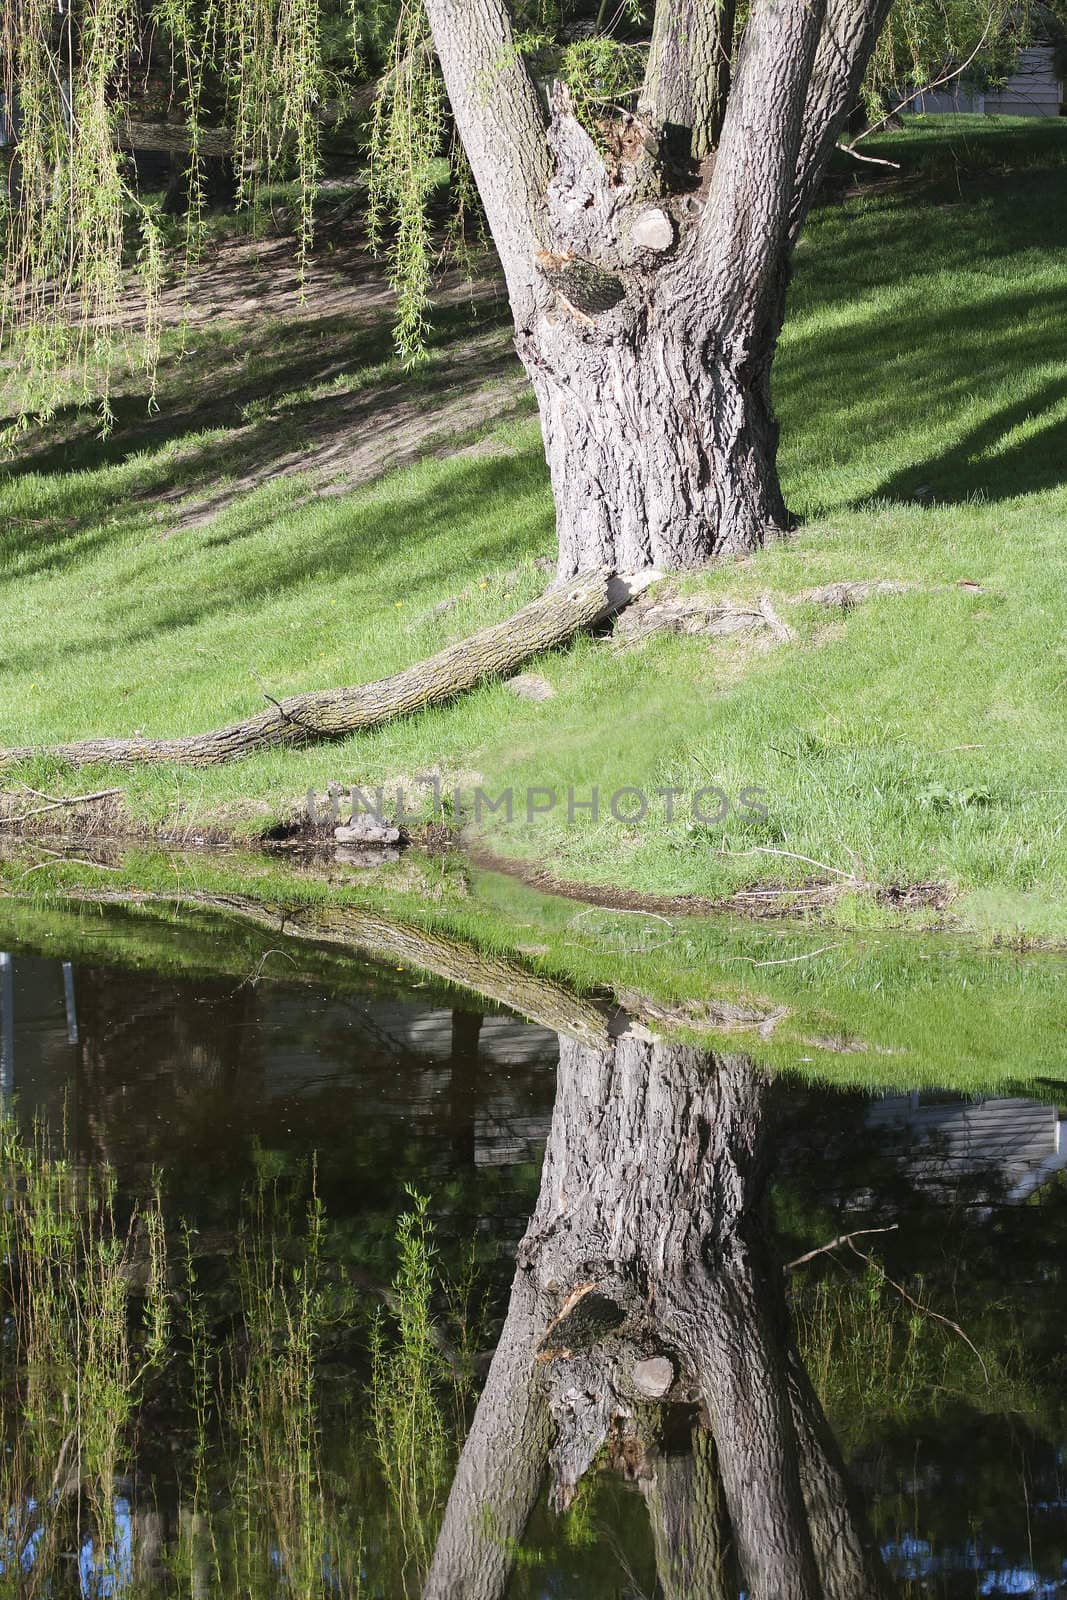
[836, 144, 901, 170]
[7, 784, 66, 804]
[0, 788, 122, 828]
[734, 942, 843, 968]
[722, 845, 871, 885]
[757, 592, 796, 642]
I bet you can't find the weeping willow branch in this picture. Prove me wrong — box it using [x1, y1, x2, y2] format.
[0, 0, 328, 433]
[367, 0, 444, 361]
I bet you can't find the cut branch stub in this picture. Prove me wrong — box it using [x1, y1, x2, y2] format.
[630, 208, 674, 253]
[631, 1355, 675, 1399]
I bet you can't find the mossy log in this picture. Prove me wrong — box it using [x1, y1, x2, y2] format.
[0, 570, 615, 771]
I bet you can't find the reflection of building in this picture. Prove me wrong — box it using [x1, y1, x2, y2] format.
[867, 1091, 1067, 1202]
[0, 952, 560, 1223]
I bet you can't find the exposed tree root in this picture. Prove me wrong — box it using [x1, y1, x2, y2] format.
[0, 569, 638, 771]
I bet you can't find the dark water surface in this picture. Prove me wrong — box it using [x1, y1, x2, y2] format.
[0, 915, 1065, 1598]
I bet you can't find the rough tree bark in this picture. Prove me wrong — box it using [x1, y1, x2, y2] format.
[422, 0, 896, 577]
[425, 1035, 896, 1599]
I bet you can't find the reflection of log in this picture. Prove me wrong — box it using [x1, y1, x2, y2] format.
[425, 1037, 897, 1600]
[0, 571, 616, 770]
[58, 888, 612, 1048]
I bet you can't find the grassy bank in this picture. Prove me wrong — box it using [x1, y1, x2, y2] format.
[2, 116, 1066, 939]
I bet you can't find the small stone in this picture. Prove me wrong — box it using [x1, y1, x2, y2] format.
[631, 1356, 674, 1398]
[335, 815, 400, 845]
[505, 672, 555, 702]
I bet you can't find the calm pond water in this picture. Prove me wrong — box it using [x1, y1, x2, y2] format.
[0, 912, 1065, 1598]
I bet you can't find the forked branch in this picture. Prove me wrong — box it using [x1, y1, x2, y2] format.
[791, 0, 895, 236]
[421, 0, 551, 310]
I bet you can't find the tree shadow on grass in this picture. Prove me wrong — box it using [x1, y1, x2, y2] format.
[0, 293, 513, 489]
[0, 296, 521, 588]
[0, 440, 555, 689]
[871, 375, 1067, 507]
[777, 277, 1067, 512]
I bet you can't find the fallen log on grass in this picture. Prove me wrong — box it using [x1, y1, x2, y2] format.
[0, 568, 644, 771]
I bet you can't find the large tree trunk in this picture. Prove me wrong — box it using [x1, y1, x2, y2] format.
[526, 314, 789, 579]
[422, 0, 895, 580]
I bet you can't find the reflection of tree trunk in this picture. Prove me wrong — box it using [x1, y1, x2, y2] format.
[641, 1426, 733, 1600]
[787, 1347, 893, 1600]
[425, 1036, 895, 1600]
[423, 1267, 551, 1599]
[448, 1010, 483, 1169]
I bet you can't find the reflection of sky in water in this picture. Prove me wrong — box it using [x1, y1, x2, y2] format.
[3, 1496, 132, 1592]
[79, 1496, 132, 1597]
[3, 1496, 44, 1574]
[884, 1536, 1067, 1595]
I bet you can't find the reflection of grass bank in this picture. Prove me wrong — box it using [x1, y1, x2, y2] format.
[0, 848, 1064, 1090]
[2, 119, 1067, 937]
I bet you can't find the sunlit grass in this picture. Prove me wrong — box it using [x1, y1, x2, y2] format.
[1, 116, 1066, 936]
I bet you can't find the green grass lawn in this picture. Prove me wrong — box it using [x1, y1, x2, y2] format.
[2, 115, 1066, 940]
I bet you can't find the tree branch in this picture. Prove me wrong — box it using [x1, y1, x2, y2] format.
[697, 0, 827, 337]
[0, 570, 616, 770]
[790, 0, 895, 238]
[421, 0, 551, 315]
[638, 0, 737, 164]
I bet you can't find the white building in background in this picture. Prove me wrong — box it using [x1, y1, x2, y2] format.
[915, 44, 1064, 116]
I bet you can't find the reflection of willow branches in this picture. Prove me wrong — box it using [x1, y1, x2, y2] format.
[793, 1245, 1004, 1459]
[371, 1192, 453, 1590]
[0, 1118, 169, 1597]
[425, 1039, 897, 1600]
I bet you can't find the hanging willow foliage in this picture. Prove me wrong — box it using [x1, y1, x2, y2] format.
[0, 0, 163, 433]
[0, 0, 327, 437]
[0, 0, 1041, 432]
[366, 0, 443, 362]
[865, 0, 1028, 118]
